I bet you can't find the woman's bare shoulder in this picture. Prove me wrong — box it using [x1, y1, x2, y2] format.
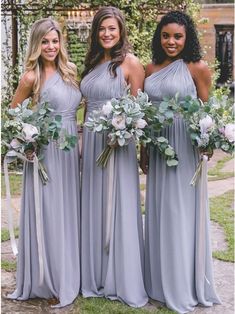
[124, 53, 143, 67]
[21, 70, 36, 87]
[187, 60, 210, 77]
[145, 63, 156, 78]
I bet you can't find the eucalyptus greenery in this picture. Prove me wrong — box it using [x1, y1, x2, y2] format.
[2, 101, 78, 183]
[2, 101, 78, 155]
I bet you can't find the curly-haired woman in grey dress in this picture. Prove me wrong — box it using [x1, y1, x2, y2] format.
[80, 6, 148, 308]
[7, 18, 81, 308]
[141, 11, 221, 313]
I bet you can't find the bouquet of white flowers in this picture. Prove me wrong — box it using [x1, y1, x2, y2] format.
[2, 101, 78, 184]
[2, 101, 78, 260]
[85, 90, 178, 167]
[155, 93, 234, 184]
[177, 95, 234, 184]
[141, 92, 234, 177]
[178, 95, 234, 155]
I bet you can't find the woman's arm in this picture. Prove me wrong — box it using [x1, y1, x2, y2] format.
[10, 71, 35, 108]
[121, 54, 145, 96]
[188, 60, 212, 102]
[188, 61, 213, 159]
[139, 63, 155, 174]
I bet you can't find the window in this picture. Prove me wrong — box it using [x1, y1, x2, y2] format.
[215, 25, 234, 85]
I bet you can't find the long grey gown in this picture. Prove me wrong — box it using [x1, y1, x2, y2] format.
[8, 72, 81, 308]
[80, 61, 148, 307]
[144, 59, 221, 313]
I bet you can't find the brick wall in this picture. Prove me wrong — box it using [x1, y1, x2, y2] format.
[197, 4, 234, 81]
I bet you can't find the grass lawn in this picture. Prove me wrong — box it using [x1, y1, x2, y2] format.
[208, 155, 234, 181]
[1, 259, 17, 272]
[1, 228, 19, 242]
[1, 173, 22, 197]
[74, 297, 174, 314]
[210, 190, 234, 262]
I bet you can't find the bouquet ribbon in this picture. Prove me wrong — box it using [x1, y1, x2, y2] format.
[4, 153, 44, 285]
[105, 150, 116, 252]
[195, 155, 211, 293]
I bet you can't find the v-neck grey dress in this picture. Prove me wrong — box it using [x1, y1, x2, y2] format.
[144, 59, 220, 313]
[8, 72, 81, 308]
[80, 61, 148, 307]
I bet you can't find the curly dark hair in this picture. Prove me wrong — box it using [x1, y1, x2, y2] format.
[81, 6, 132, 79]
[152, 11, 202, 64]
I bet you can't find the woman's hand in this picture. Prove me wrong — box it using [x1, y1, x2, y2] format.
[140, 145, 149, 174]
[199, 148, 213, 161]
[25, 149, 35, 161]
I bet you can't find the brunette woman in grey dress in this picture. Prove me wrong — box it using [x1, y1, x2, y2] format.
[7, 18, 81, 308]
[141, 11, 221, 313]
[80, 7, 148, 307]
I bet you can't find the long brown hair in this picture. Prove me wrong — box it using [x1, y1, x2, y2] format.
[25, 18, 79, 103]
[81, 6, 131, 79]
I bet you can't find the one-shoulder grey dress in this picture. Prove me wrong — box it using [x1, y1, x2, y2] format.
[80, 61, 148, 307]
[144, 59, 220, 313]
[8, 72, 81, 308]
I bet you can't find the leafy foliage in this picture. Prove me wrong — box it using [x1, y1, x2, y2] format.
[2, 102, 78, 159]
[1, 0, 198, 111]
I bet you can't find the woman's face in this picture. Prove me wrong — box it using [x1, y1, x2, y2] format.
[160, 23, 186, 59]
[40, 30, 60, 63]
[98, 17, 120, 51]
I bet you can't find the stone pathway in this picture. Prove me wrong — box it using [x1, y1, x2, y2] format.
[1, 150, 234, 313]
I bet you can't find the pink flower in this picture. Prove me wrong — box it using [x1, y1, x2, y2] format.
[224, 124, 235, 142]
[135, 118, 147, 129]
[22, 123, 39, 142]
[112, 115, 126, 130]
[199, 115, 214, 134]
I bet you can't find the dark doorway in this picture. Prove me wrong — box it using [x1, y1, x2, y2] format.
[215, 24, 234, 86]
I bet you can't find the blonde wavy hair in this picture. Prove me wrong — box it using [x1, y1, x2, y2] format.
[25, 17, 79, 103]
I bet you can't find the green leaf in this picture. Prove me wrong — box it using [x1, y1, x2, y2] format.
[165, 147, 175, 156]
[190, 133, 198, 140]
[55, 115, 62, 122]
[39, 109, 47, 115]
[167, 159, 178, 166]
[95, 125, 103, 132]
[165, 110, 174, 119]
[188, 102, 200, 113]
[157, 136, 168, 143]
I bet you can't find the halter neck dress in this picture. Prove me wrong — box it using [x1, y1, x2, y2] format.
[144, 59, 220, 313]
[8, 72, 82, 308]
[80, 61, 148, 307]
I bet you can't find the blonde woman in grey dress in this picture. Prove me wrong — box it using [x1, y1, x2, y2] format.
[80, 6, 148, 307]
[141, 11, 221, 313]
[7, 18, 81, 308]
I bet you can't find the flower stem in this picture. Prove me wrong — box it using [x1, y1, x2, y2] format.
[96, 146, 114, 167]
[38, 161, 49, 185]
[190, 160, 202, 186]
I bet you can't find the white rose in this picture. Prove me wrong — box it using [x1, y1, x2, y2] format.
[112, 115, 126, 130]
[199, 115, 214, 134]
[10, 138, 21, 149]
[135, 118, 147, 129]
[22, 123, 39, 142]
[224, 123, 235, 142]
[102, 101, 113, 116]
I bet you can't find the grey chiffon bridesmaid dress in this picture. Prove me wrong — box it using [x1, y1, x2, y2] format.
[80, 61, 148, 307]
[144, 59, 221, 313]
[8, 72, 81, 308]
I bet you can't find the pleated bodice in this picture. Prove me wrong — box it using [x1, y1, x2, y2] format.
[144, 59, 197, 102]
[80, 61, 126, 114]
